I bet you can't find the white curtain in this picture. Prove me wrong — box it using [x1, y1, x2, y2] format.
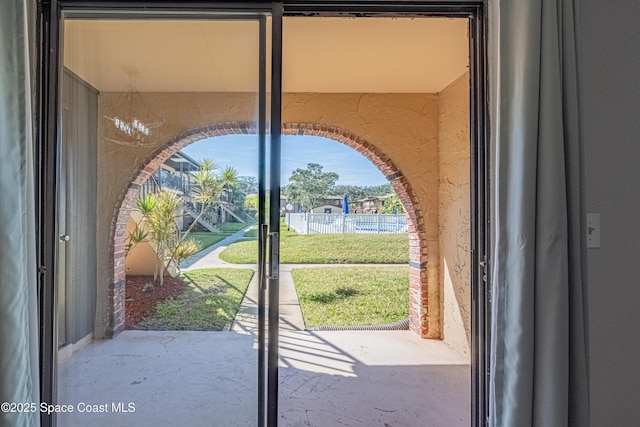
[489, 0, 589, 426]
[0, 0, 40, 426]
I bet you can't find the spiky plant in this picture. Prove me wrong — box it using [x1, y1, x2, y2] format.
[146, 190, 181, 286]
[171, 240, 201, 274]
[125, 193, 157, 255]
[165, 160, 238, 269]
[127, 160, 239, 286]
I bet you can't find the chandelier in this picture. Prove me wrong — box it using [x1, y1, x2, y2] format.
[103, 82, 166, 147]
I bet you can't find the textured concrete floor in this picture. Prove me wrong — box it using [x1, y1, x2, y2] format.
[58, 330, 469, 427]
[58, 231, 469, 426]
[57, 331, 258, 427]
[278, 330, 470, 427]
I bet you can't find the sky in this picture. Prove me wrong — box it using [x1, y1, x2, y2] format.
[181, 134, 388, 187]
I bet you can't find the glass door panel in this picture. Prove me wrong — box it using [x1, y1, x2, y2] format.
[267, 6, 283, 427]
[276, 14, 472, 426]
[57, 15, 268, 426]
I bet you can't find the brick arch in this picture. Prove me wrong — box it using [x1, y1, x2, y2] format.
[108, 122, 429, 337]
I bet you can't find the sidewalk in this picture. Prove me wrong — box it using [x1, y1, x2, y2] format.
[181, 227, 307, 332]
[181, 225, 254, 270]
[181, 228, 408, 334]
[232, 264, 306, 334]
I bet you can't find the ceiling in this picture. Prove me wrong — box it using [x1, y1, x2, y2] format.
[64, 17, 468, 93]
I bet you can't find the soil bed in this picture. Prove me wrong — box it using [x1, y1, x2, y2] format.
[125, 275, 187, 329]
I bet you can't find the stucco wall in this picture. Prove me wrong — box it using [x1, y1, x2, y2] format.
[96, 93, 259, 336]
[437, 73, 471, 356]
[281, 93, 441, 337]
[125, 212, 158, 277]
[95, 92, 441, 338]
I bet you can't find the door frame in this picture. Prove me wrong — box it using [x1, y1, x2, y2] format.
[36, 2, 489, 427]
[37, 5, 275, 427]
[281, 6, 489, 427]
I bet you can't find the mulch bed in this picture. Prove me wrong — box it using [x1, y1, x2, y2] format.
[125, 275, 188, 329]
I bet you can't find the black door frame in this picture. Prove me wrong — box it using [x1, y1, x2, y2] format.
[37, 5, 275, 427]
[282, 9, 489, 427]
[36, 2, 489, 426]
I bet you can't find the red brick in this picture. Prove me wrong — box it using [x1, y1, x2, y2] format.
[107, 122, 432, 339]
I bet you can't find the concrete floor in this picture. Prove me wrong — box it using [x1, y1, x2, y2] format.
[58, 231, 470, 426]
[58, 330, 469, 427]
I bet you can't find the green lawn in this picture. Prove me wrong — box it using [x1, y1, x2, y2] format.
[218, 222, 252, 233]
[243, 225, 258, 238]
[186, 222, 253, 252]
[135, 268, 254, 331]
[219, 227, 408, 264]
[186, 232, 227, 251]
[292, 266, 409, 327]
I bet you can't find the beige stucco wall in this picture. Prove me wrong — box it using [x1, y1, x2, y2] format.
[282, 93, 442, 337]
[438, 73, 471, 356]
[96, 93, 259, 336]
[124, 215, 157, 277]
[95, 91, 442, 338]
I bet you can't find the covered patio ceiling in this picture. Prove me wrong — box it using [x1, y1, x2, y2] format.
[64, 17, 469, 93]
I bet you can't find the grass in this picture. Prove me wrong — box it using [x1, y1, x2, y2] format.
[136, 268, 254, 330]
[292, 266, 409, 327]
[219, 226, 408, 264]
[243, 225, 258, 238]
[185, 222, 254, 252]
[186, 232, 227, 250]
[218, 222, 252, 233]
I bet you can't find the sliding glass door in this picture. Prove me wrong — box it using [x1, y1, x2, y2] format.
[40, 3, 486, 427]
[43, 6, 282, 427]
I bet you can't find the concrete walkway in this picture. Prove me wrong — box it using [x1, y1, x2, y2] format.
[180, 225, 254, 270]
[181, 226, 407, 334]
[57, 232, 470, 426]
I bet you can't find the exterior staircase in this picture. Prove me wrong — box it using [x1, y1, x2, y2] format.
[220, 202, 248, 223]
[183, 204, 219, 232]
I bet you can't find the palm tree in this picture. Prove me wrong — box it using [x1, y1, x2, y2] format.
[127, 158, 239, 287]
[165, 159, 238, 268]
[146, 190, 181, 287]
[125, 193, 155, 255]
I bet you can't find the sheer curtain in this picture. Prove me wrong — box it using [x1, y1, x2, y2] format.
[489, 0, 589, 426]
[0, 0, 40, 426]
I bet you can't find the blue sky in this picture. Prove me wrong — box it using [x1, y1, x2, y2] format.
[181, 134, 387, 186]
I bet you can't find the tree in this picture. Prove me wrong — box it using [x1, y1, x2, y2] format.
[127, 158, 238, 287]
[127, 190, 198, 287]
[284, 163, 339, 211]
[244, 194, 258, 212]
[229, 176, 258, 219]
[380, 193, 404, 214]
[146, 190, 183, 287]
[244, 191, 270, 219]
[329, 183, 394, 211]
[235, 176, 258, 195]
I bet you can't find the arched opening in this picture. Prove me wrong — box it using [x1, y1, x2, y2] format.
[108, 122, 429, 337]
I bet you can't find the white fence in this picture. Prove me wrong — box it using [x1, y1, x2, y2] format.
[285, 213, 408, 234]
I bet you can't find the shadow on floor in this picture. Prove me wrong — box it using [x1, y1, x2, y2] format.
[57, 330, 469, 427]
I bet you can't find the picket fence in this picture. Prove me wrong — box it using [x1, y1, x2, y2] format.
[285, 213, 407, 234]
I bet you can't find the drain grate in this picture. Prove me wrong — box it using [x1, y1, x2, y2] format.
[308, 317, 410, 332]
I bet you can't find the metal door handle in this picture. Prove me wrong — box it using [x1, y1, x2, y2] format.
[268, 232, 279, 280]
[259, 224, 268, 289]
[59, 234, 70, 242]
